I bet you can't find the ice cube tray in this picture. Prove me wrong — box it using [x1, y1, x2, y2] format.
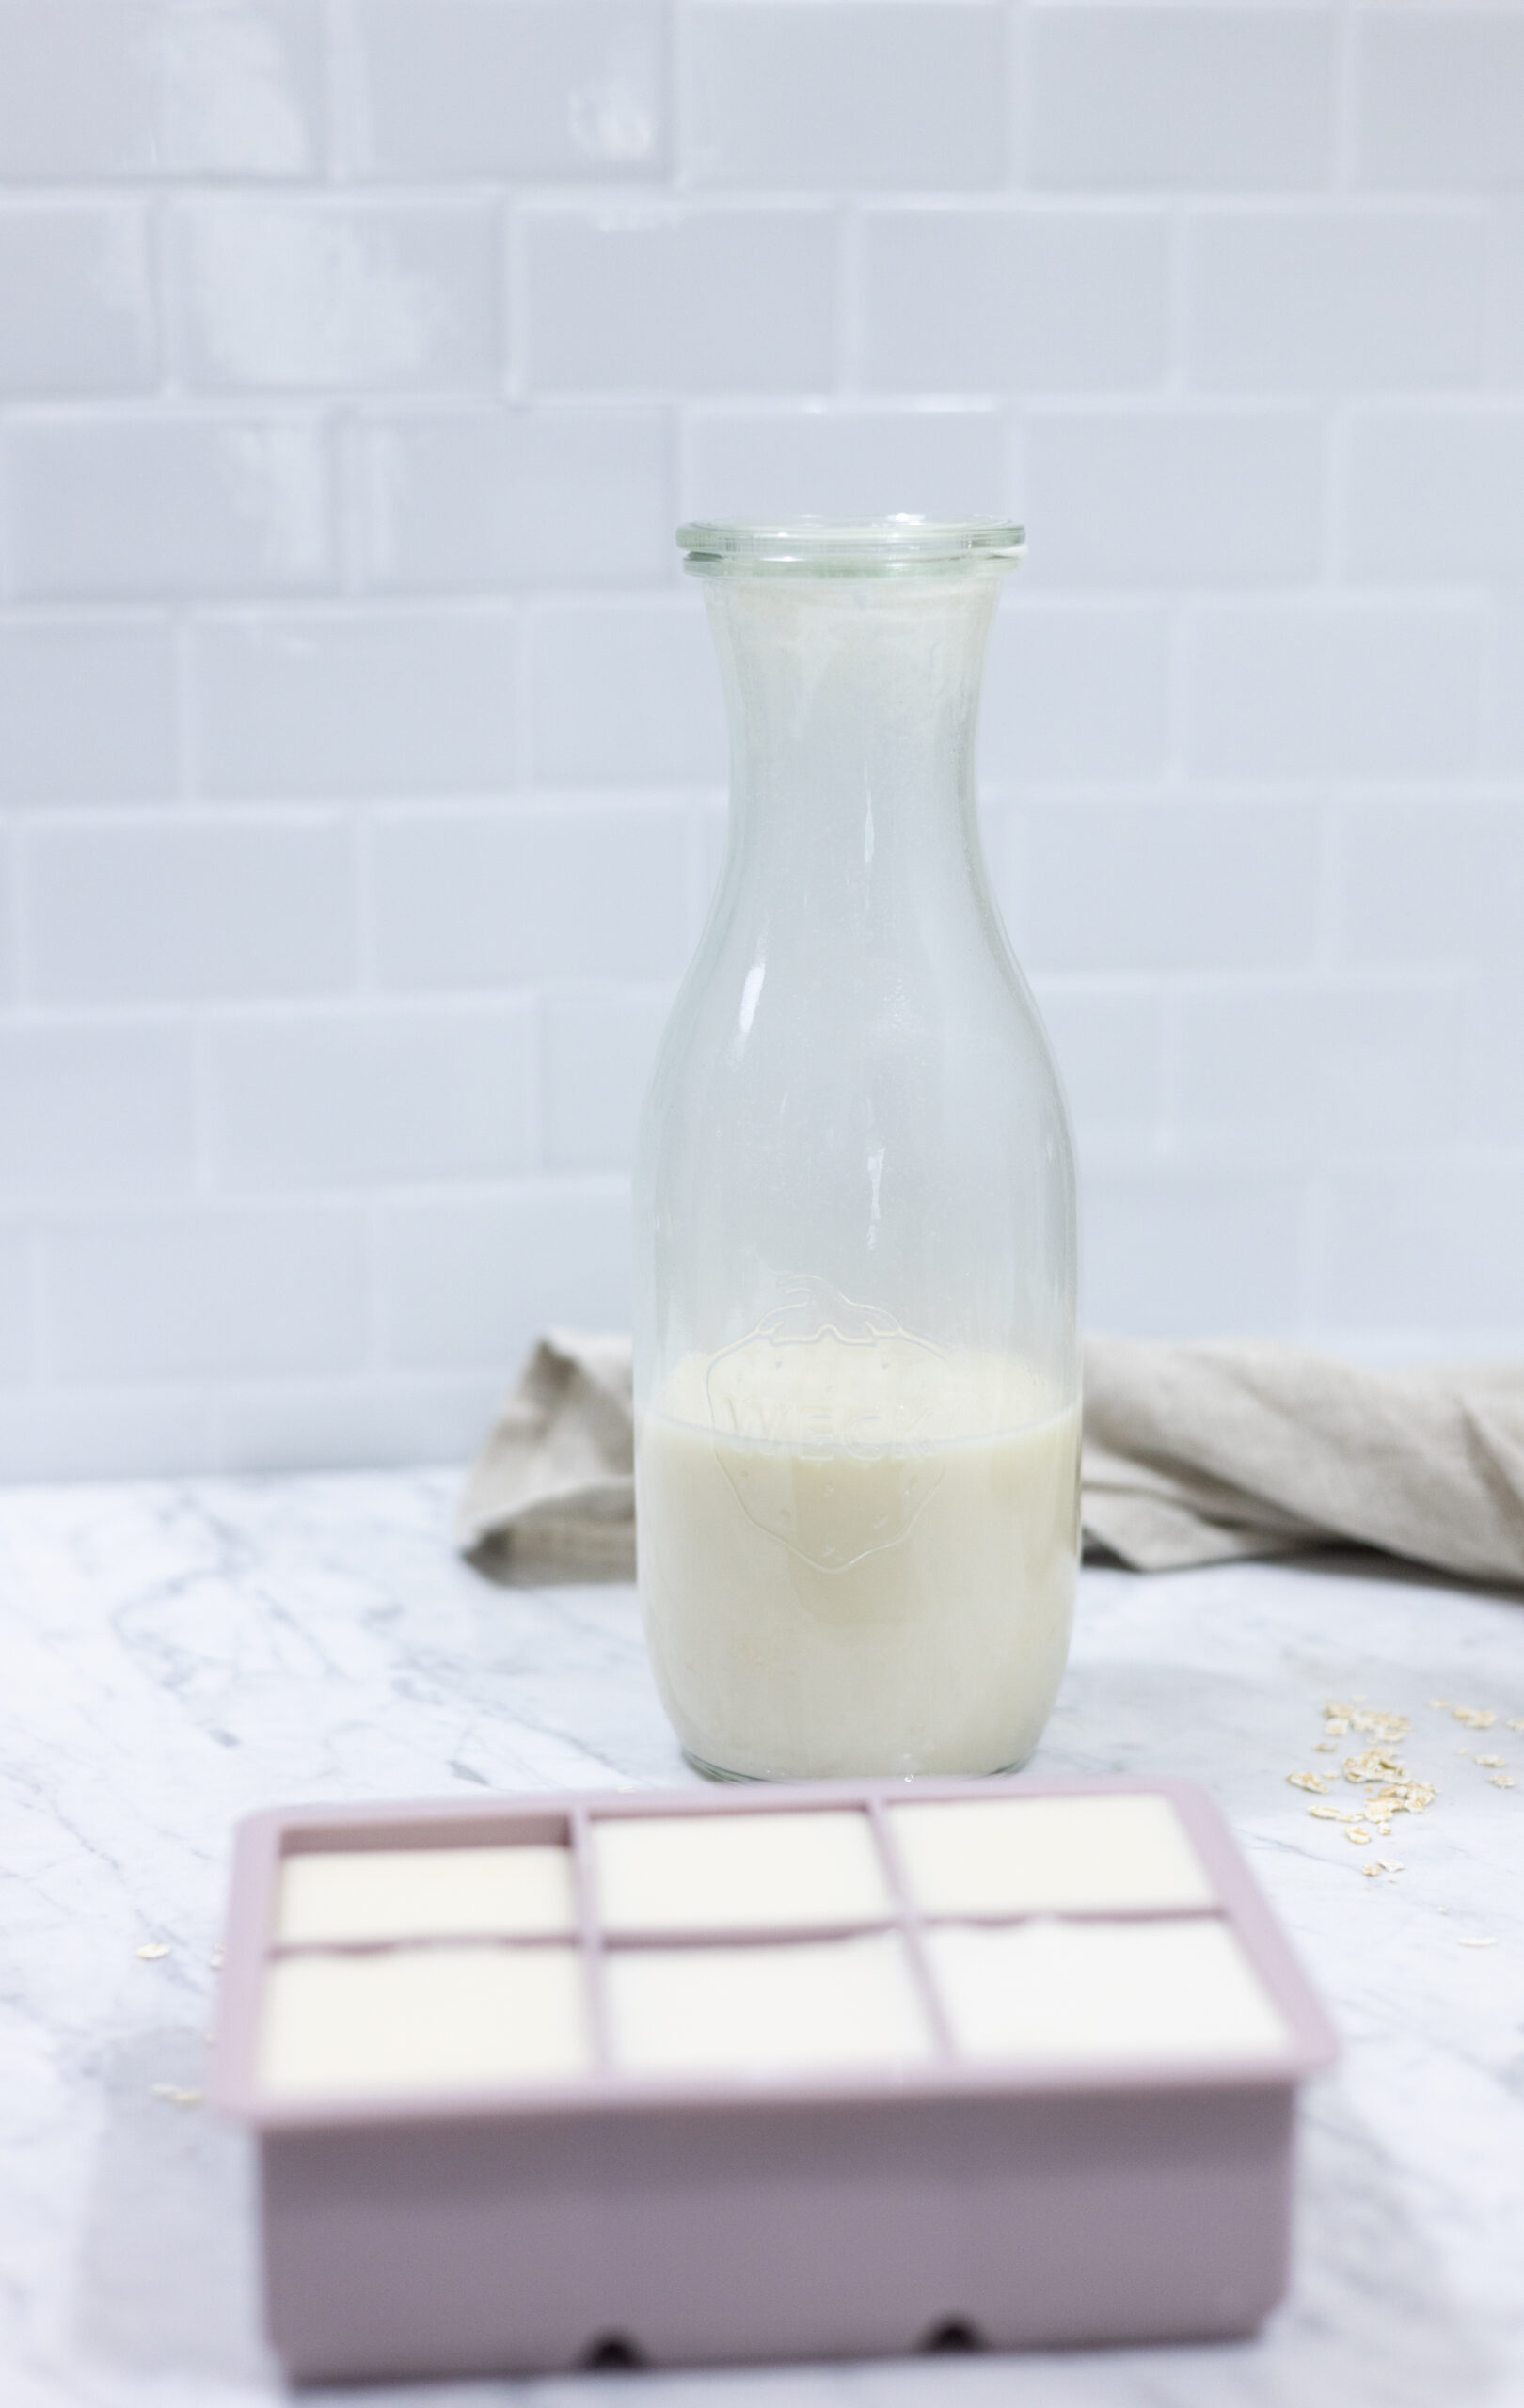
[212, 1776, 1337, 2382]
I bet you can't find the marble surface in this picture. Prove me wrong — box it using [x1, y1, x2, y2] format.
[2, 1469, 1524, 2408]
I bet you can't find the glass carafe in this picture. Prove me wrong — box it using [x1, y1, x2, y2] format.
[633, 519, 1079, 1782]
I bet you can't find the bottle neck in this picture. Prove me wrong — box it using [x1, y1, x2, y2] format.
[705, 573, 1001, 926]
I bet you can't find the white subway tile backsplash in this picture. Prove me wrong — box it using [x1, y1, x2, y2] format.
[0, 1022, 198, 1198]
[190, 610, 516, 801]
[1490, 210, 1524, 388]
[1341, 410, 1524, 584]
[1187, 602, 1482, 780]
[339, 0, 668, 181]
[980, 604, 1172, 783]
[1013, 800, 1322, 976]
[529, 599, 725, 786]
[207, 1003, 537, 1189]
[0, 1, 324, 180]
[216, 1375, 506, 1473]
[1357, 10, 1524, 193]
[379, 1185, 631, 1370]
[42, 1205, 371, 1382]
[1028, 984, 1167, 1148]
[1488, 606, 1524, 775]
[1029, 7, 1335, 193]
[168, 201, 500, 393]
[543, 985, 673, 1171]
[1024, 410, 1323, 587]
[352, 409, 672, 592]
[373, 804, 692, 990]
[0, 1227, 36, 1386]
[1332, 800, 1524, 973]
[25, 817, 357, 1004]
[0, 1390, 214, 1480]
[0, 208, 155, 395]
[685, 3, 1005, 190]
[683, 406, 1008, 522]
[1176, 980, 1465, 1159]
[1083, 1168, 1307, 1339]
[1318, 1162, 1524, 1336]
[861, 211, 1171, 395]
[524, 205, 836, 394]
[1187, 212, 1486, 393]
[7, 418, 332, 599]
[0, 622, 176, 806]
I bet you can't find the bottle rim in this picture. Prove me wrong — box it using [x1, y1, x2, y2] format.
[677, 516, 1025, 576]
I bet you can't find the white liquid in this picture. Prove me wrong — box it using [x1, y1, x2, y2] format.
[277, 1846, 576, 1946]
[607, 1932, 932, 2081]
[636, 1336, 1081, 1779]
[890, 1794, 1214, 1918]
[593, 1809, 890, 1933]
[259, 1945, 588, 2098]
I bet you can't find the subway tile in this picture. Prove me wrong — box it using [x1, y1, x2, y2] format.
[1357, 10, 1524, 192]
[1187, 603, 1482, 780]
[1024, 410, 1323, 587]
[0, 1022, 199, 1198]
[861, 211, 1170, 394]
[0, 622, 176, 806]
[529, 600, 725, 786]
[1332, 800, 1524, 972]
[1027, 984, 1167, 1147]
[0, 207, 154, 394]
[524, 205, 836, 395]
[7, 418, 332, 600]
[1083, 1167, 1307, 1338]
[207, 1003, 537, 1189]
[1318, 1162, 1524, 1336]
[215, 1375, 505, 1473]
[25, 817, 357, 1004]
[0, 1226, 35, 1386]
[379, 1186, 631, 1370]
[1491, 210, 1524, 387]
[0, 835, 13, 1001]
[685, 3, 1004, 189]
[0, 1391, 214, 1480]
[683, 406, 1008, 522]
[373, 804, 692, 989]
[1013, 800, 1322, 976]
[1187, 211, 1486, 393]
[981, 604, 1172, 784]
[169, 201, 500, 393]
[353, 408, 671, 592]
[0, 0, 324, 180]
[1490, 605, 1524, 774]
[1029, 7, 1334, 191]
[42, 1205, 371, 1382]
[1341, 410, 1524, 584]
[1176, 980, 1465, 1157]
[190, 610, 516, 801]
[339, 0, 667, 180]
[543, 985, 673, 1170]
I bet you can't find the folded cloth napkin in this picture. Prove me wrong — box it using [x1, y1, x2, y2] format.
[458, 1330, 1524, 1591]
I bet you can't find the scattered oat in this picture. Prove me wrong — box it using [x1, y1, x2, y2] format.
[1438, 1905, 1450, 1914]
[1313, 1740, 1337, 1753]
[135, 1942, 169, 1962]
[1429, 1698, 1453, 1712]
[1476, 1754, 1507, 1768]
[1457, 1747, 1471, 1757]
[1344, 1747, 1408, 1786]
[1362, 1860, 1404, 1878]
[1310, 1802, 1362, 1823]
[1509, 1719, 1524, 1735]
[1459, 1937, 1498, 1949]
[1368, 1780, 1437, 1815]
[1453, 1706, 1497, 1730]
[1345, 1827, 1373, 1846]
[1327, 1703, 1411, 1742]
[1288, 1771, 1331, 1794]
[1490, 1775, 1517, 1791]
[151, 2083, 202, 2107]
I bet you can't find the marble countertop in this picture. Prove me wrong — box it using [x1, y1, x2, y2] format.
[3, 1468, 1523, 2408]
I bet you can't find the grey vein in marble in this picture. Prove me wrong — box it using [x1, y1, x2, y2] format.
[2, 1470, 1523, 2407]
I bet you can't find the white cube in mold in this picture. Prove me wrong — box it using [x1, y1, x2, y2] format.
[276, 1845, 576, 1945]
[608, 1931, 932, 2080]
[593, 1808, 891, 1933]
[259, 1943, 588, 2099]
[891, 1792, 1214, 1917]
[930, 1918, 1292, 2066]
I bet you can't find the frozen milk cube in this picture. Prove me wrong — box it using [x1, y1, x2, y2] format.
[930, 1918, 1291, 2066]
[891, 1793, 1214, 1917]
[608, 1931, 932, 2080]
[593, 1809, 891, 1933]
[276, 1845, 577, 1945]
[259, 1944, 588, 2098]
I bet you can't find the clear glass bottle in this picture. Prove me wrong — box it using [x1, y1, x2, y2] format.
[633, 520, 1079, 1782]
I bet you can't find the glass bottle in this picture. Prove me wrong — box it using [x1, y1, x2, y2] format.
[633, 520, 1079, 1782]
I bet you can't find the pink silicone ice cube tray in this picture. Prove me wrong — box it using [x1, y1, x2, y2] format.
[212, 1774, 1338, 2383]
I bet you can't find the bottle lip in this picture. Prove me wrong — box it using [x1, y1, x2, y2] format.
[677, 516, 1025, 577]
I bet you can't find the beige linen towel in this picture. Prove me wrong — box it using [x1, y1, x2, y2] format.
[459, 1330, 1524, 1590]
